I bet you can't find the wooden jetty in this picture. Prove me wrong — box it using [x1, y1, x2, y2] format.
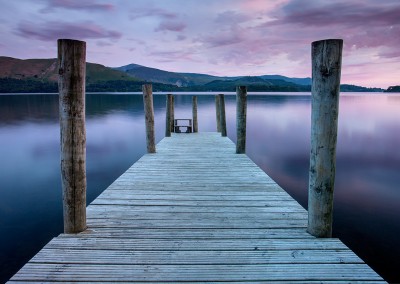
[9, 133, 384, 282]
[9, 38, 385, 283]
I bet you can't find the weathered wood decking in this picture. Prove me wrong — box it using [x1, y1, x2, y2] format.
[9, 133, 384, 283]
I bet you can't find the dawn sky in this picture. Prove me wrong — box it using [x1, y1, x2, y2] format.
[0, 0, 399, 88]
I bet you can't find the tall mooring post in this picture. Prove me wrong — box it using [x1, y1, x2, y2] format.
[236, 86, 247, 154]
[308, 39, 343, 238]
[171, 95, 175, 133]
[58, 39, 87, 234]
[142, 84, 156, 153]
[192, 96, 198, 133]
[165, 94, 173, 137]
[218, 94, 227, 137]
[215, 95, 221, 132]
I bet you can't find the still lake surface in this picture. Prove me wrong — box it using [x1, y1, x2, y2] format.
[0, 92, 399, 282]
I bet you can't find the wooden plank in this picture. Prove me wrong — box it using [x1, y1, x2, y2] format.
[44, 238, 350, 251]
[10, 263, 383, 282]
[32, 248, 364, 264]
[60, 228, 315, 239]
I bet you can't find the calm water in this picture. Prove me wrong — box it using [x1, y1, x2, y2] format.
[0, 93, 399, 282]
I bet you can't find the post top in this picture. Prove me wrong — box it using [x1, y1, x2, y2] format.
[57, 39, 86, 45]
[312, 39, 343, 45]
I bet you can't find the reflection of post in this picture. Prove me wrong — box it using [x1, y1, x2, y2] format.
[165, 94, 172, 137]
[142, 84, 156, 153]
[215, 95, 221, 132]
[58, 39, 87, 234]
[236, 86, 247, 154]
[308, 39, 343, 238]
[171, 95, 175, 133]
[219, 94, 227, 137]
[192, 96, 198, 133]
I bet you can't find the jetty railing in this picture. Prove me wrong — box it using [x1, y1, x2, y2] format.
[57, 38, 343, 239]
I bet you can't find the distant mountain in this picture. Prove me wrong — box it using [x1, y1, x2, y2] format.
[340, 84, 384, 92]
[384, 85, 400, 92]
[114, 63, 312, 87]
[0, 56, 137, 92]
[190, 76, 310, 92]
[0, 56, 385, 93]
[260, 75, 311, 86]
[115, 63, 384, 92]
[0, 56, 134, 83]
[114, 63, 220, 87]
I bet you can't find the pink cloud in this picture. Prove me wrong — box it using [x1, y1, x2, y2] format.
[42, 0, 114, 12]
[17, 21, 122, 41]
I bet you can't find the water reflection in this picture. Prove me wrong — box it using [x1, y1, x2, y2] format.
[0, 93, 399, 282]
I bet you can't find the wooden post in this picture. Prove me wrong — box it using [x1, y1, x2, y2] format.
[165, 94, 172, 137]
[192, 96, 198, 133]
[142, 84, 156, 153]
[308, 39, 343, 238]
[236, 86, 247, 154]
[219, 94, 227, 137]
[171, 95, 175, 132]
[58, 39, 87, 234]
[215, 95, 221, 132]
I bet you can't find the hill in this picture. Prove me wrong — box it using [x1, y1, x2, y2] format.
[114, 63, 312, 87]
[0, 56, 134, 83]
[187, 76, 310, 92]
[0, 56, 385, 93]
[114, 64, 220, 87]
[384, 86, 400, 92]
[0, 56, 138, 92]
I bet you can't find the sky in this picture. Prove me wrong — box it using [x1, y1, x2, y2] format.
[0, 0, 399, 88]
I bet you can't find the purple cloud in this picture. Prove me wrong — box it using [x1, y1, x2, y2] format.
[155, 20, 186, 32]
[17, 21, 122, 41]
[41, 0, 114, 12]
[176, 35, 186, 41]
[276, 0, 400, 27]
[130, 7, 177, 20]
[215, 10, 252, 25]
[148, 50, 199, 63]
[197, 26, 246, 48]
[96, 41, 113, 47]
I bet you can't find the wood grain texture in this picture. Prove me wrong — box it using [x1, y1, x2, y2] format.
[171, 95, 175, 132]
[165, 94, 172, 137]
[9, 133, 384, 283]
[308, 39, 343, 238]
[192, 96, 198, 132]
[58, 39, 87, 234]
[142, 84, 156, 153]
[236, 86, 247, 154]
[218, 94, 227, 136]
[215, 94, 221, 132]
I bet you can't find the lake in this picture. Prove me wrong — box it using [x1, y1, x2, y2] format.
[0, 92, 399, 282]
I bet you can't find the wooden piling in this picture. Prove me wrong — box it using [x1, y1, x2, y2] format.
[165, 94, 172, 137]
[215, 95, 221, 132]
[236, 86, 247, 154]
[171, 95, 175, 132]
[192, 96, 198, 133]
[58, 39, 87, 234]
[142, 84, 156, 153]
[219, 94, 227, 137]
[308, 39, 343, 238]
